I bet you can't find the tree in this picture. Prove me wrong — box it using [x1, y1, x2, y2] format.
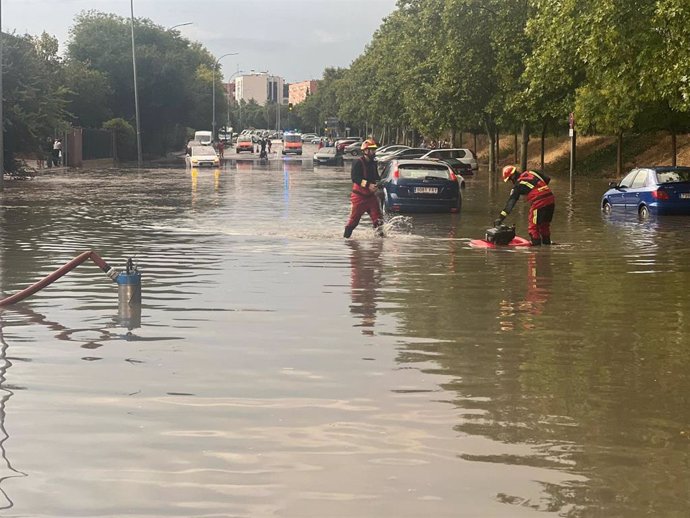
[2, 31, 68, 173]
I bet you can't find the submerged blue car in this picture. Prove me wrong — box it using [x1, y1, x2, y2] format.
[602, 166, 690, 218]
[378, 159, 463, 213]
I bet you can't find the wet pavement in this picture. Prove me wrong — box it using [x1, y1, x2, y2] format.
[0, 157, 688, 516]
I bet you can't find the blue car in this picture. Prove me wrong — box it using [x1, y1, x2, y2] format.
[602, 166, 690, 218]
[378, 159, 463, 213]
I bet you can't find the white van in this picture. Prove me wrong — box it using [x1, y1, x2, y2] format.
[194, 131, 213, 146]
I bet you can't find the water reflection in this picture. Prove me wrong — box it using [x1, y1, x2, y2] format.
[0, 319, 28, 511]
[348, 240, 383, 335]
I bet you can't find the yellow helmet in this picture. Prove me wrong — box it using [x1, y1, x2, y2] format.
[361, 138, 378, 151]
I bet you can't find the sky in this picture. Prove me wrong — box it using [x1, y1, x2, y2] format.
[2, 0, 399, 83]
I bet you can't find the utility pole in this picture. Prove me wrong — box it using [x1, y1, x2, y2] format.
[130, 0, 143, 167]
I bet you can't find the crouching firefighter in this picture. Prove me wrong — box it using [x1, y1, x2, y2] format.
[495, 165, 555, 245]
[344, 139, 384, 238]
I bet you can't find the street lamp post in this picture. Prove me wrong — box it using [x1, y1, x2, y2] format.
[130, 0, 143, 167]
[212, 53, 238, 140]
[168, 22, 192, 31]
[225, 69, 244, 134]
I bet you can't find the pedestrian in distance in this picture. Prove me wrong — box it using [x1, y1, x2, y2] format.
[52, 138, 62, 166]
[217, 139, 225, 159]
[259, 138, 268, 159]
[343, 139, 384, 238]
[494, 165, 555, 245]
[267, 138, 272, 154]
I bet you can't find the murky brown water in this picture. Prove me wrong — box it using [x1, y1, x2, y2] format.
[0, 156, 688, 517]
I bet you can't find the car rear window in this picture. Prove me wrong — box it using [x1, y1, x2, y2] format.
[193, 146, 216, 156]
[398, 164, 452, 179]
[657, 169, 690, 183]
[285, 135, 301, 143]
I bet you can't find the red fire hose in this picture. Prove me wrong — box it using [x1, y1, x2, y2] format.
[0, 251, 118, 307]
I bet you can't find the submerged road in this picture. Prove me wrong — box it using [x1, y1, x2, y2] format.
[0, 160, 688, 516]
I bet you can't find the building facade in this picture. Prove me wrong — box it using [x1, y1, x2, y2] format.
[288, 80, 319, 105]
[235, 72, 286, 106]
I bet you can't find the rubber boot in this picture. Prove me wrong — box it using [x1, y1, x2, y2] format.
[530, 236, 542, 246]
[343, 226, 354, 238]
[542, 236, 551, 245]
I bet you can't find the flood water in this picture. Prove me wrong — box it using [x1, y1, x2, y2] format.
[0, 157, 688, 517]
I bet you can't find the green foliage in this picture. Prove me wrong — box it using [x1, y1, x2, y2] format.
[2, 31, 68, 173]
[103, 117, 135, 161]
[67, 11, 216, 156]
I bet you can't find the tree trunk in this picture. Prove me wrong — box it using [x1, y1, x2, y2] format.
[520, 122, 529, 172]
[513, 132, 518, 163]
[473, 133, 477, 157]
[672, 129, 677, 166]
[450, 128, 456, 148]
[484, 121, 496, 174]
[540, 121, 546, 172]
[495, 128, 500, 173]
[616, 131, 623, 177]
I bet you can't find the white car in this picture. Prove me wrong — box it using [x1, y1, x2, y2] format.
[186, 145, 220, 168]
[420, 148, 478, 170]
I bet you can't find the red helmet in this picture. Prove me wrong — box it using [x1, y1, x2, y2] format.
[361, 138, 378, 151]
[502, 165, 518, 182]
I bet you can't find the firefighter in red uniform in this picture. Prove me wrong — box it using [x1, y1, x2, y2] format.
[343, 139, 384, 238]
[494, 165, 555, 245]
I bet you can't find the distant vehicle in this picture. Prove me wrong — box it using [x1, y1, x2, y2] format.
[301, 133, 318, 142]
[376, 147, 429, 170]
[186, 145, 219, 168]
[194, 131, 213, 146]
[335, 139, 360, 153]
[602, 166, 690, 218]
[235, 135, 254, 153]
[420, 148, 478, 171]
[282, 133, 303, 155]
[313, 147, 343, 166]
[375, 145, 411, 162]
[378, 159, 463, 213]
[420, 148, 474, 176]
[310, 136, 324, 144]
[343, 140, 365, 156]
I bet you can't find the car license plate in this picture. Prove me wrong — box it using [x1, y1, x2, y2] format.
[415, 187, 438, 194]
[680, 193, 690, 199]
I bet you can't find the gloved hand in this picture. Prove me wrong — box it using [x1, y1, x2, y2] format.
[493, 218, 504, 227]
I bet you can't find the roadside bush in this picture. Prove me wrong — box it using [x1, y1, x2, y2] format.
[103, 118, 135, 162]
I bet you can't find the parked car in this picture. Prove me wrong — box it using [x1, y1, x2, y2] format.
[420, 148, 476, 174]
[376, 147, 429, 170]
[310, 136, 324, 144]
[378, 159, 463, 213]
[186, 145, 220, 168]
[335, 139, 360, 153]
[375, 144, 410, 161]
[343, 140, 365, 156]
[601, 166, 690, 218]
[235, 136, 254, 153]
[301, 133, 318, 142]
[313, 147, 344, 166]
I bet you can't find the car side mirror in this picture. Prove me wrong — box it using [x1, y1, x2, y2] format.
[608, 181, 619, 188]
